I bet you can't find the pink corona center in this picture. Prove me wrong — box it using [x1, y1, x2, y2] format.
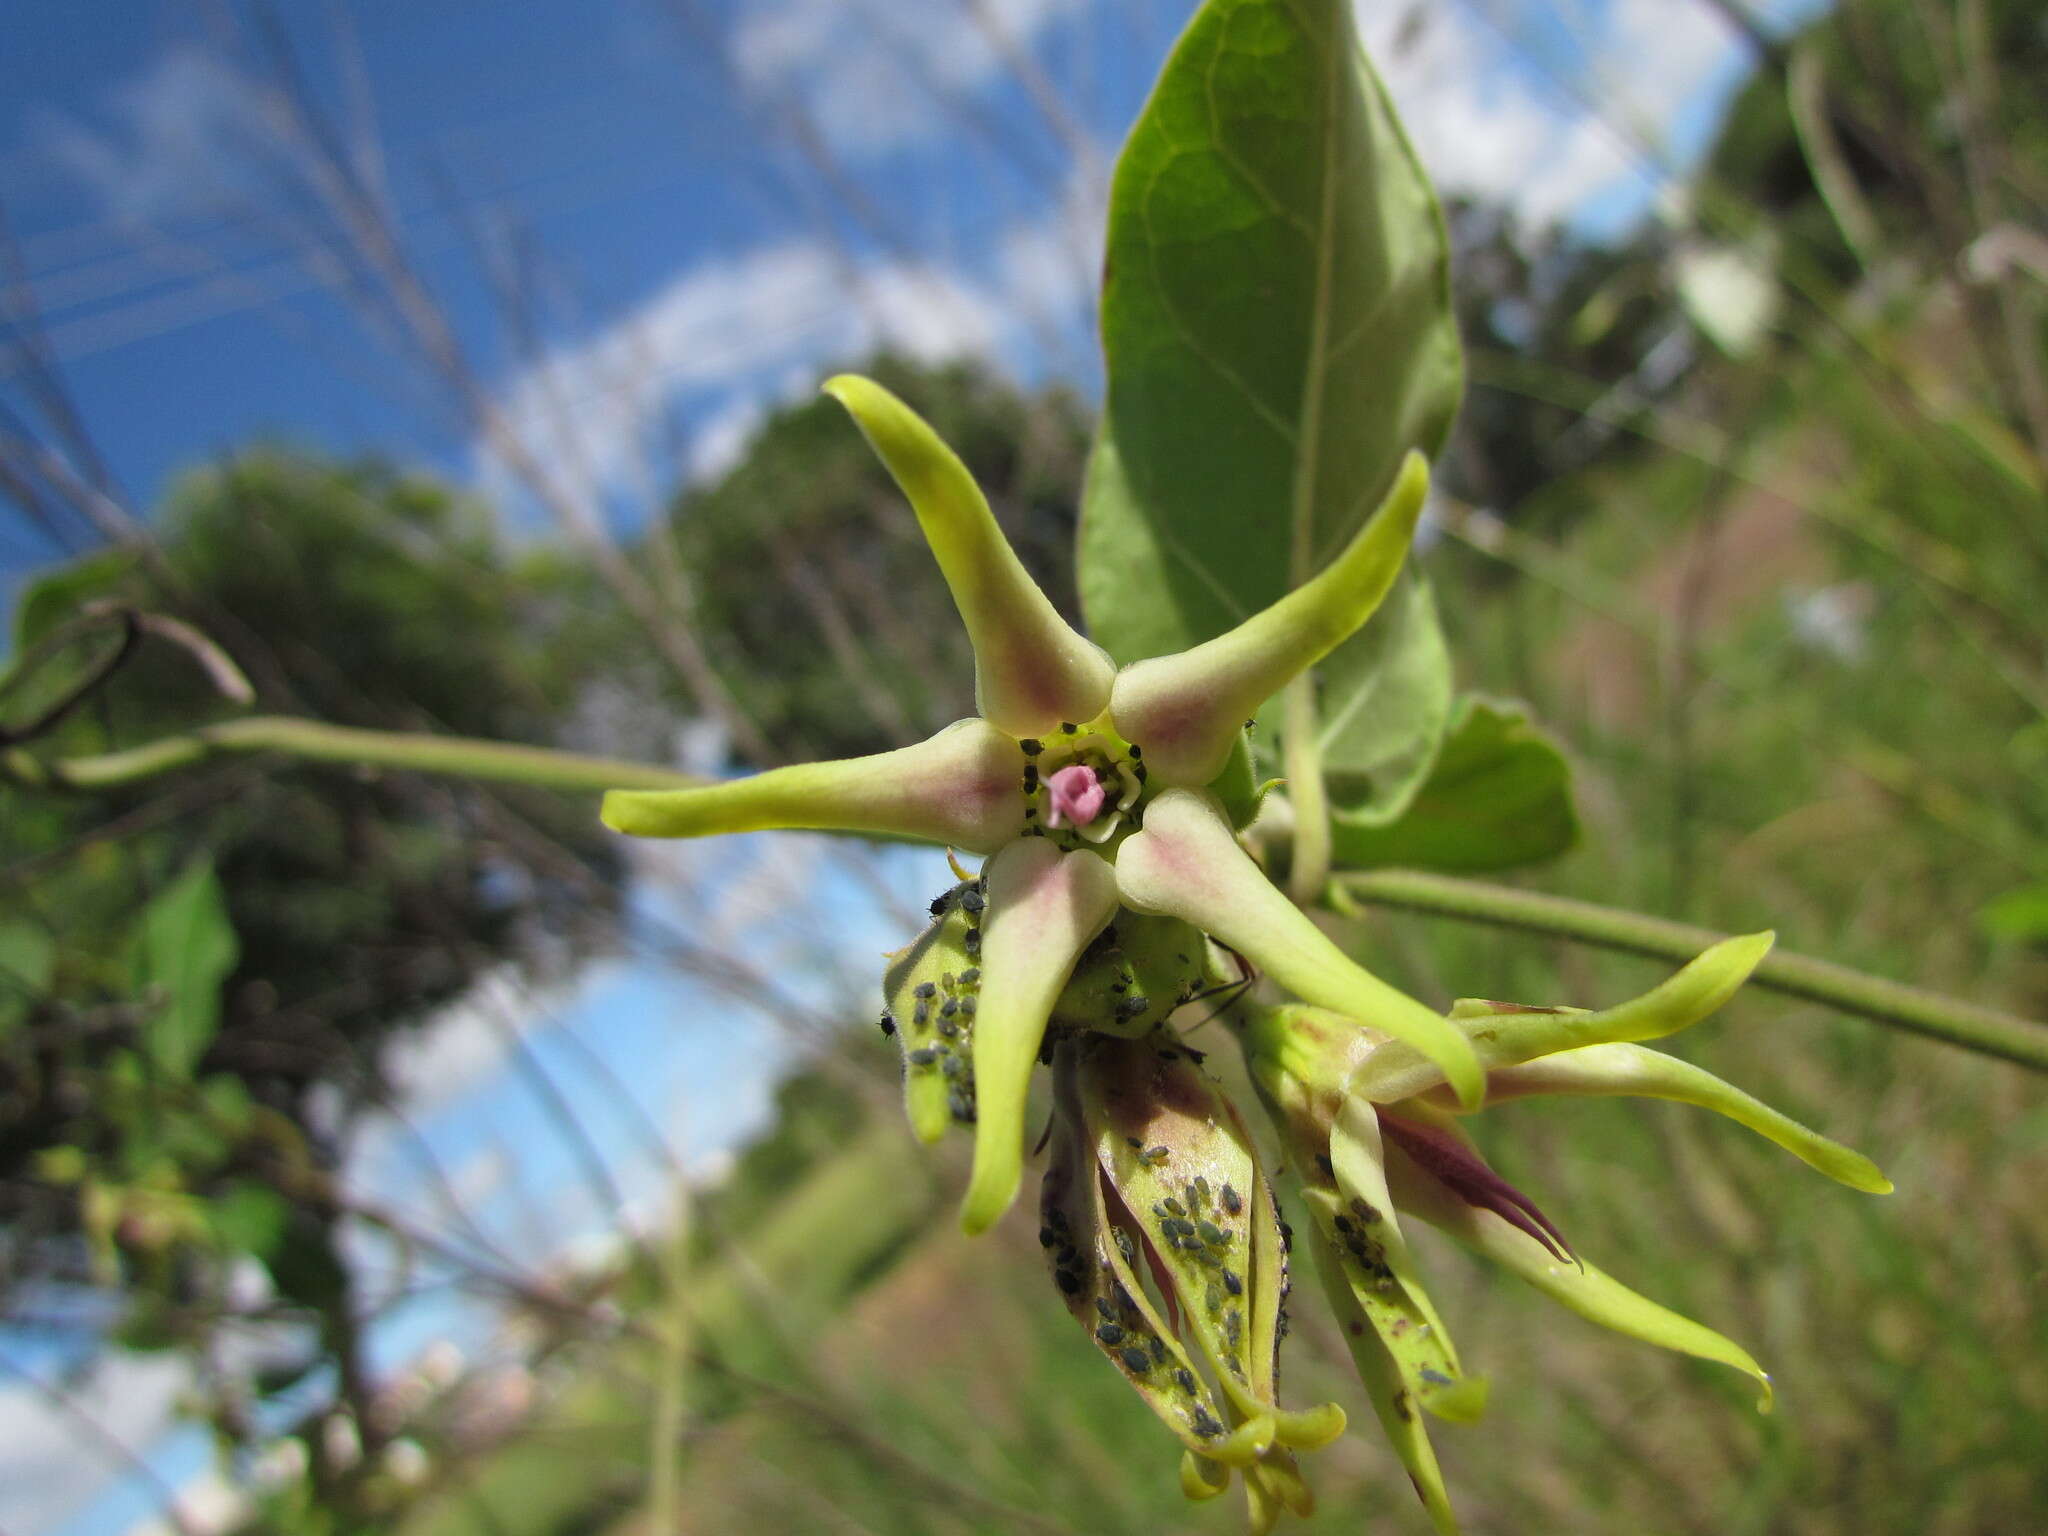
[1043, 763, 1107, 829]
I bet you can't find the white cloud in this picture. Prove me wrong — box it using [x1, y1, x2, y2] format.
[479, 218, 1075, 518]
[0, 1352, 188, 1534]
[731, 0, 1089, 158]
[1356, 3, 1631, 232]
[1356, 0, 1756, 236]
[39, 44, 277, 227]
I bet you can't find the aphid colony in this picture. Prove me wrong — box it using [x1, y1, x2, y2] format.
[1041, 1172, 1232, 1445]
[878, 876, 988, 1129]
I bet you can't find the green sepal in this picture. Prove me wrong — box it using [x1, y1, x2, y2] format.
[1209, 731, 1263, 830]
[1483, 1042, 1891, 1194]
[1386, 1120, 1776, 1412]
[880, 881, 985, 1144]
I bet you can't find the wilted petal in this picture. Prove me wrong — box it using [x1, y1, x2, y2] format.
[1108, 452, 1429, 786]
[1384, 1118, 1775, 1412]
[1351, 932, 1775, 1105]
[880, 878, 986, 1144]
[1116, 789, 1482, 1107]
[1480, 1042, 1892, 1194]
[602, 718, 1021, 852]
[1072, 1036, 1344, 1456]
[1041, 1045, 1254, 1462]
[960, 839, 1119, 1234]
[825, 375, 1115, 738]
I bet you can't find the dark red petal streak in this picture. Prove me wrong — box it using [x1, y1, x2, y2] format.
[1377, 1110, 1578, 1266]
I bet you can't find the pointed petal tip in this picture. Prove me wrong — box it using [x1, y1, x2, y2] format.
[824, 373, 1113, 737]
[1441, 1043, 1486, 1111]
[1422, 1373, 1489, 1424]
[1273, 1401, 1347, 1450]
[1179, 1451, 1230, 1503]
[958, 1165, 1016, 1236]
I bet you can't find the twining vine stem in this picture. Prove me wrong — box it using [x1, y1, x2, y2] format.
[2, 715, 702, 795]
[1338, 868, 2048, 1073]
[11, 714, 2042, 1071]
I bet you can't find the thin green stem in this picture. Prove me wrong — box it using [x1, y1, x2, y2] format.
[1338, 869, 2048, 1073]
[648, 1192, 692, 1532]
[3, 715, 702, 795]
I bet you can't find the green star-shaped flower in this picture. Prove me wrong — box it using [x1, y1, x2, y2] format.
[601, 373, 1483, 1236]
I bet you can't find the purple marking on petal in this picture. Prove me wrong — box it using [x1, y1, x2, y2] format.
[1377, 1110, 1578, 1266]
[1045, 763, 1108, 829]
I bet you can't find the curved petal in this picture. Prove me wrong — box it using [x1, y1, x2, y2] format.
[825, 375, 1115, 738]
[1327, 1100, 1487, 1424]
[960, 840, 1119, 1233]
[1306, 1222, 1463, 1536]
[601, 718, 1022, 853]
[1108, 452, 1429, 786]
[1481, 1042, 1892, 1193]
[1354, 932, 1775, 1104]
[1385, 1134, 1775, 1413]
[1115, 789, 1482, 1107]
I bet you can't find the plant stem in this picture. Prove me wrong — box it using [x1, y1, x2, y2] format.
[648, 1189, 692, 1534]
[2, 715, 703, 795]
[1338, 869, 2048, 1072]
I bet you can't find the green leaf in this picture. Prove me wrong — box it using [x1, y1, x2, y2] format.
[1980, 883, 2048, 944]
[128, 860, 238, 1079]
[8, 549, 137, 655]
[1079, 0, 1461, 674]
[1311, 570, 1452, 823]
[1330, 695, 1578, 869]
[211, 1182, 291, 1260]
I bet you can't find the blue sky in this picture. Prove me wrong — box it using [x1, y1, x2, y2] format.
[0, 2, 1826, 1530]
[1, 0, 1823, 600]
